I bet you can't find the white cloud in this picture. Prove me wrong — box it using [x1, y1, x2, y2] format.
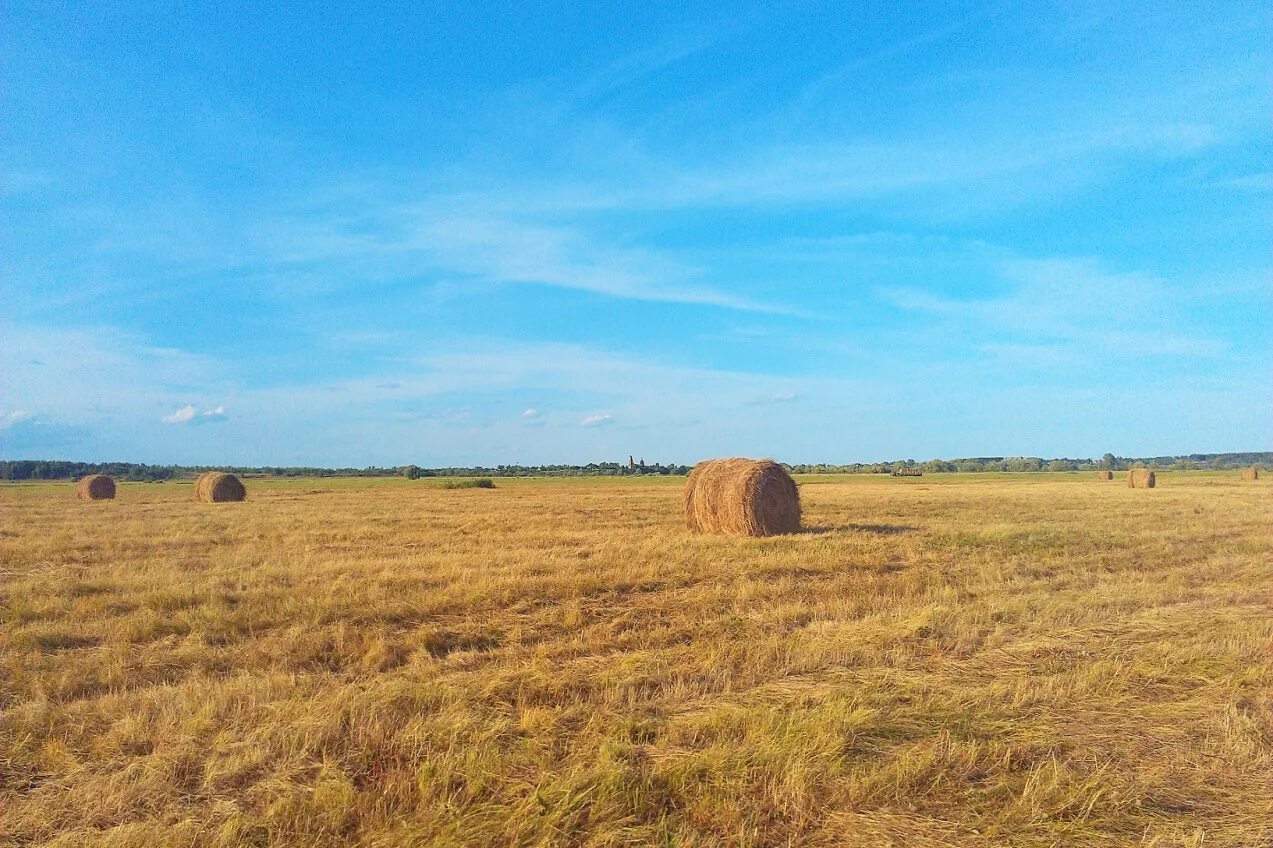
[162, 404, 229, 425]
[1, 410, 34, 428]
[162, 404, 197, 424]
[746, 391, 800, 406]
[521, 408, 540, 418]
[580, 413, 614, 427]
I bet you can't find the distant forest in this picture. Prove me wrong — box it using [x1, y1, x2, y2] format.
[2, 453, 1268, 481]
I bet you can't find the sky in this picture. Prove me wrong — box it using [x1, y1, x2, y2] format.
[2, 1, 1269, 466]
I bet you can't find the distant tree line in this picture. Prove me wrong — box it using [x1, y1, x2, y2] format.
[786, 452, 1272, 474]
[2, 453, 1267, 482]
[399, 462, 692, 479]
[0, 459, 692, 481]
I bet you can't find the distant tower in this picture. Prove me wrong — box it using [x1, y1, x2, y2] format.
[628, 455, 635, 468]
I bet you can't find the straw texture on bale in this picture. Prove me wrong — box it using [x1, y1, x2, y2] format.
[194, 471, 214, 498]
[1097, 470, 1114, 481]
[684, 457, 800, 537]
[196, 472, 246, 502]
[1240, 467, 1259, 481]
[1126, 468, 1156, 489]
[76, 474, 115, 500]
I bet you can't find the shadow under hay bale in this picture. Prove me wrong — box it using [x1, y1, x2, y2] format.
[1097, 470, 1114, 481]
[76, 474, 115, 500]
[196, 472, 246, 502]
[1240, 467, 1259, 481]
[684, 457, 800, 537]
[1127, 468, 1156, 489]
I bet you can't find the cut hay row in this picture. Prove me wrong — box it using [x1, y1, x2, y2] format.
[1127, 468, 1156, 489]
[76, 474, 115, 500]
[196, 472, 246, 502]
[684, 457, 800, 537]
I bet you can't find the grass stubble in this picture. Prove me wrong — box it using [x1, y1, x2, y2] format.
[1, 472, 1269, 847]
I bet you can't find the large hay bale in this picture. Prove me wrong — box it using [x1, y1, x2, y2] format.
[76, 474, 115, 500]
[1240, 467, 1259, 481]
[193, 471, 213, 497]
[196, 472, 246, 502]
[1126, 468, 1156, 489]
[1097, 470, 1114, 481]
[683, 457, 800, 536]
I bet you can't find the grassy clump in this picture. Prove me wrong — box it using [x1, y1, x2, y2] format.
[441, 477, 495, 489]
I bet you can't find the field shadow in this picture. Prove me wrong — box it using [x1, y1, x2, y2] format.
[801, 523, 922, 536]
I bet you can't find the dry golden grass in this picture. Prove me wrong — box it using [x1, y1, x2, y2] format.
[2, 472, 1270, 847]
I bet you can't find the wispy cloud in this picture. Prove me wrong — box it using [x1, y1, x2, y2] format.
[562, 27, 731, 107]
[162, 404, 228, 425]
[880, 254, 1228, 362]
[1, 410, 34, 428]
[412, 214, 793, 314]
[579, 413, 614, 427]
[161, 405, 197, 424]
[1210, 172, 1273, 192]
[748, 392, 799, 405]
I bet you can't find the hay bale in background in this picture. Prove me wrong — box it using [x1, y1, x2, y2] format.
[684, 457, 800, 536]
[1097, 470, 1114, 481]
[1240, 467, 1259, 481]
[77, 474, 116, 500]
[196, 472, 246, 502]
[1127, 468, 1156, 489]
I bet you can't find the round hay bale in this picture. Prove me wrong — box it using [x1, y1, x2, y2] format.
[1240, 466, 1259, 481]
[1097, 470, 1114, 481]
[196, 472, 246, 502]
[1126, 468, 1156, 489]
[76, 474, 116, 500]
[193, 471, 212, 497]
[684, 457, 800, 536]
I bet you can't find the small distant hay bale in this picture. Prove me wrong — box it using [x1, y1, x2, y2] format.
[196, 472, 246, 502]
[684, 457, 800, 536]
[1126, 468, 1156, 489]
[1240, 467, 1259, 481]
[1097, 470, 1114, 481]
[77, 474, 116, 500]
[891, 468, 923, 477]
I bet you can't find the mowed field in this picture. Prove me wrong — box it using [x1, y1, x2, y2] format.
[2, 473, 1270, 847]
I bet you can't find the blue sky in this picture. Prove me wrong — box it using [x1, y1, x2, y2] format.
[2, 1, 1269, 466]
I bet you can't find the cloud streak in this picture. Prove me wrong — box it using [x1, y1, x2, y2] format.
[162, 404, 229, 425]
